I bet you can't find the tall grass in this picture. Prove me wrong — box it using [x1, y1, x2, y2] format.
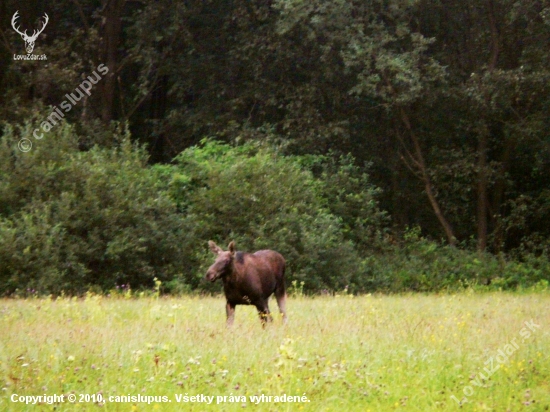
[1, 292, 549, 411]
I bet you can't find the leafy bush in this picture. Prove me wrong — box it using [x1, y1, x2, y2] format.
[0, 124, 390, 295]
[0, 120, 188, 295]
[363, 227, 550, 293]
[299, 152, 390, 251]
[154, 140, 375, 292]
[3, 118, 544, 296]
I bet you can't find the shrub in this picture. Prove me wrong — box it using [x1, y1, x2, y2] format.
[299, 152, 389, 251]
[363, 227, 550, 293]
[154, 140, 367, 292]
[0, 119, 188, 295]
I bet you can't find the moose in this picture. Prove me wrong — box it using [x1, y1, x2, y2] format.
[205, 241, 287, 326]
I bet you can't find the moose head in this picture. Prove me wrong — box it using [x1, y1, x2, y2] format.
[12, 11, 49, 54]
[205, 241, 236, 282]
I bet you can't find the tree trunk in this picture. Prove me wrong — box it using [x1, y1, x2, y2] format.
[100, 0, 125, 123]
[477, 131, 488, 251]
[491, 136, 514, 252]
[476, 0, 500, 252]
[399, 108, 457, 246]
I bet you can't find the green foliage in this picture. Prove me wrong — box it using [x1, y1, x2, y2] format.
[2, 116, 547, 295]
[3, 0, 550, 256]
[304, 153, 390, 250]
[0, 121, 393, 294]
[274, 0, 447, 109]
[155, 140, 372, 292]
[365, 227, 550, 293]
[0, 119, 188, 295]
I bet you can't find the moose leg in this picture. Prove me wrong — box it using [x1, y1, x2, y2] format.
[275, 282, 288, 324]
[275, 293, 287, 324]
[256, 302, 273, 327]
[226, 302, 236, 326]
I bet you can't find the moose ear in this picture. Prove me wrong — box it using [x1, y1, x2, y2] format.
[208, 240, 223, 255]
[228, 241, 236, 255]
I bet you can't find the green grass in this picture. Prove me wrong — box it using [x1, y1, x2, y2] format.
[1, 292, 549, 411]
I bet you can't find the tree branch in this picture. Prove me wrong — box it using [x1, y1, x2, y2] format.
[71, 0, 91, 34]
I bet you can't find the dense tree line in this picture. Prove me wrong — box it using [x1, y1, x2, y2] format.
[0, 0, 549, 294]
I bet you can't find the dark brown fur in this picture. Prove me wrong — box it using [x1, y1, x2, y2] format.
[205, 241, 287, 326]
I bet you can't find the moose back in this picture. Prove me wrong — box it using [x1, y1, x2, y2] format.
[205, 241, 287, 326]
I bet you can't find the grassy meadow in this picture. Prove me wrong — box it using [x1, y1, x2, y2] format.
[1, 292, 549, 411]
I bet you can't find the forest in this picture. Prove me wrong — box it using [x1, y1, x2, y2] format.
[1, 0, 549, 295]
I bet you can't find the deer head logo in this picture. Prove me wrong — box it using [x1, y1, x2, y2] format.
[11, 11, 49, 54]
